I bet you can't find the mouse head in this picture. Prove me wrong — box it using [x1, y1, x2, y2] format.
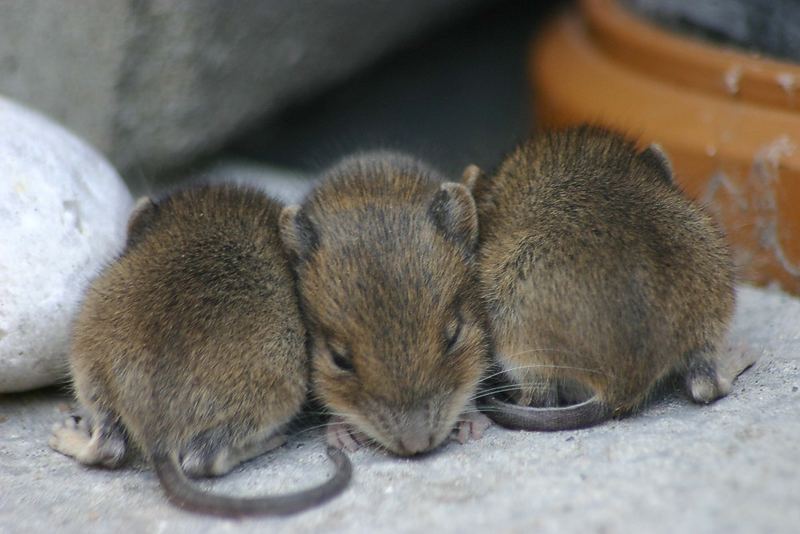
[280, 154, 491, 456]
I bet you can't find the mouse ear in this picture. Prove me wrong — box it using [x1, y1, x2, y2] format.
[279, 204, 319, 261]
[639, 143, 674, 185]
[461, 164, 484, 193]
[428, 182, 479, 252]
[126, 196, 158, 248]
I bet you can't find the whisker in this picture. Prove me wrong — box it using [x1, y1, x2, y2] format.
[502, 347, 590, 360]
[291, 422, 338, 437]
[468, 390, 536, 403]
[300, 409, 357, 420]
[466, 406, 524, 414]
[491, 362, 614, 378]
[476, 349, 588, 385]
[458, 407, 502, 416]
[477, 367, 514, 384]
[365, 438, 390, 455]
[468, 382, 554, 400]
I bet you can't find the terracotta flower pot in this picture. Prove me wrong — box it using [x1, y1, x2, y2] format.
[531, 0, 800, 294]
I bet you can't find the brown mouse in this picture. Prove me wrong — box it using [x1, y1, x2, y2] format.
[48, 184, 351, 517]
[466, 126, 756, 430]
[279, 151, 493, 456]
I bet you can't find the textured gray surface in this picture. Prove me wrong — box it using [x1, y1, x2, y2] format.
[0, 0, 484, 177]
[231, 0, 543, 181]
[624, 0, 800, 62]
[1, 284, 797, 533]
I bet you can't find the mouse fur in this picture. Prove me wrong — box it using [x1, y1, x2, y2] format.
[468, 126, 748, 430]
[49, 184, 351, 517]
[280, 151, 493, 456]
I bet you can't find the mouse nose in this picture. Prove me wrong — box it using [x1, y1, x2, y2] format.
[399, 432, 433, 455]
[397, 410, 434, 455]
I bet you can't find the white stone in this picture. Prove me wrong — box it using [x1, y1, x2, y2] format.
[0, 97, 132, 392]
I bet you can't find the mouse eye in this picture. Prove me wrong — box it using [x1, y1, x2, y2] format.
[327, 343, 354, 372]
[444, 317, 463, 353]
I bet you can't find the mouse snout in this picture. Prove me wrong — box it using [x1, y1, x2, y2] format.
[399, 432, 432, 455]
[396, 410, 434, 455]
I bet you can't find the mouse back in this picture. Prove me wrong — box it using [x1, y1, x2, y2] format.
[475, 126, 735, 417]
[71, 185, 309, 453]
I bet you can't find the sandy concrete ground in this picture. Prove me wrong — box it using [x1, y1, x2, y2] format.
[3, 160, 799, 534]
[1, 283, 798, 534]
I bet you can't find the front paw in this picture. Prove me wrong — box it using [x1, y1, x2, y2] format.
[450, 411, 492, 444]
[326, 416, 366, 453]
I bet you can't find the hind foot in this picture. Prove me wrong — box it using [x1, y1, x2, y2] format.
[325, 417, 366, 453]
[686, 365, 731, 404]
[685, 348, 730, 404]
[181, 428, 287, 478]
[717, 341, 759, 385]
[49, 415, 126, 468]
[685, 343, 759, 404]
[49, 416, 91, 458]
[450, 410, 492, 444]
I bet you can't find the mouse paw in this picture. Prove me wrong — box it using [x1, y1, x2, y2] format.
[50, 413, 127, 467]
[450, 411, 492, 444]
[49, 415, 92, 459]
[685, 356, 732, 405]
[685, 342, 759, 405]
[687, 371, 730, 404]
[326, 417, 364, 453]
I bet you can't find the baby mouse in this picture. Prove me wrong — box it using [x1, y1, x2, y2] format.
[49, 184, 351, 517]
[279, 151, 493, 456]
[467, 126, 756, 430]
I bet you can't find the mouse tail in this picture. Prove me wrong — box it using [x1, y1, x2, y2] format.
[152, 446, 352, 518]
[480, 395, 611, 431]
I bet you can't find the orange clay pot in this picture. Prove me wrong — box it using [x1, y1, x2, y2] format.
[531, 0, 800, 294]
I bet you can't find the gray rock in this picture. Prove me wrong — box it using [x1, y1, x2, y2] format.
[231, 0, 540, 181]
[0, 285, 798, 532]
[0, 0, 485, 180]
[0, 96, 132, 393]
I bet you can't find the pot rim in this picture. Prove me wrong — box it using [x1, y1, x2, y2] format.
[582, 0, 800, 112]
